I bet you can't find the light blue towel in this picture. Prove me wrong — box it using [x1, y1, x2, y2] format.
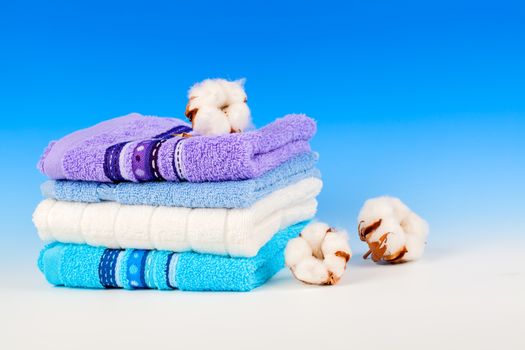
[41, 153, 319, 208]
[38, 222, 307, 292]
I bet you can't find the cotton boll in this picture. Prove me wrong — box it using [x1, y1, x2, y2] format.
[285, 223, 352, 286]
[185, 78, 251, 136]
[285, 237, 312, 267]
[300, 222, 330, 258]
[225, 103, 251, 132]
[192, 106, 231, 136]
[293, 257, 329, 285]
[358, 196, 429, 264]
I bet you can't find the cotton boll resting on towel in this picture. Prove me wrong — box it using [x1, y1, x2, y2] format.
[185, 78, 251, 135]
[285, 222, 351, 285]
[358, 196, 429, 263]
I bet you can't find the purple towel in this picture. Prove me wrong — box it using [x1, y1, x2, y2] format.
[38, 113, 316, 183]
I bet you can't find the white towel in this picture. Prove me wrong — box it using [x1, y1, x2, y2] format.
[33, 178, 322, 257]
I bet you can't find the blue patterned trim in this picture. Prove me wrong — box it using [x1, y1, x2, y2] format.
[99, 249, 123, 288]
[126, 250, 149, 289]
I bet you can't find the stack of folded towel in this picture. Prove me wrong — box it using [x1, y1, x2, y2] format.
[33, 113, 321, 291]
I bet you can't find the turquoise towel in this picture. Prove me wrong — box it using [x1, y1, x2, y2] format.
[41, 153, 319, 208]
[38, 222, 307, 292]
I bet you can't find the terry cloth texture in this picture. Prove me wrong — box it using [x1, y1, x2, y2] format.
[33, 178, 322, 257]
[40, 152, 320, 208]
[38, 113, 316, 183]
[38, 222, 308, 292]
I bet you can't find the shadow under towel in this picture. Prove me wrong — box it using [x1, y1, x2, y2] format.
[38, 222, 308, 292]
[41, 152, 320, 208]
[37, 113, 316, 183]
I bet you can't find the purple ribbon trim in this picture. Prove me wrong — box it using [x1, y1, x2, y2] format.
[102, 124, 192, 183]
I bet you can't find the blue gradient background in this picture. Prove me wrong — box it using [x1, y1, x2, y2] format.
[1, 1, 524, 269]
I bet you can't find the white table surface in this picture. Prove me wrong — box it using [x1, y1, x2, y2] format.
[1, 231, 523, 350]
